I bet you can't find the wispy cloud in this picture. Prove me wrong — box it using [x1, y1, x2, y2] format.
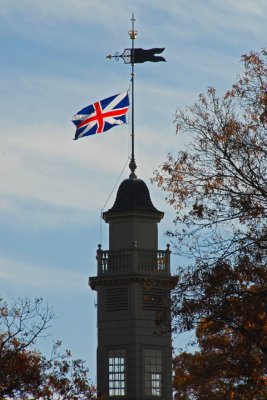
[224, 0, 267, 15]
[0, 255, 86, 291]
[0, 117, 178, 229]
[2, 0, 266, 49]
[0, 0, 129, 40]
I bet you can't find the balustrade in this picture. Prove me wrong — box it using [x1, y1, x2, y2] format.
[96, 244, 170, 275]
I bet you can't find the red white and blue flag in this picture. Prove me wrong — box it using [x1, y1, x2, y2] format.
[72, 92, 129, 140]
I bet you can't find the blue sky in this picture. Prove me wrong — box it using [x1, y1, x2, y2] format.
[0, 0, 267, 383]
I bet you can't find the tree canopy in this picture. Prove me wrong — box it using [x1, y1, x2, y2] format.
[153, 50, 267, 399]
[0, 296, 96, 400]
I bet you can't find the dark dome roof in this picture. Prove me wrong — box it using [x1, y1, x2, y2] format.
[103, 178, 163, 216]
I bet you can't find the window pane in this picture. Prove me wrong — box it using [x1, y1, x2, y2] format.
[109, 350, 126, 397]
[144, 349, 162, 397]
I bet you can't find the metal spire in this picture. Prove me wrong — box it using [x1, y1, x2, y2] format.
[106, 14, 166, 180]
[106, 14, 138, 179]
[128, 13, 137, 179]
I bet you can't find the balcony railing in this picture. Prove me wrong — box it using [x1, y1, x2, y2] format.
[96, 244, 171, 276]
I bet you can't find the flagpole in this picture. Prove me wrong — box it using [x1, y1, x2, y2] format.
[105, 15, 165, 177]
[129, 13, 137, 179]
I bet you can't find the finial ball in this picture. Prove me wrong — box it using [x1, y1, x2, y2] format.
[128, 29, 138, 40]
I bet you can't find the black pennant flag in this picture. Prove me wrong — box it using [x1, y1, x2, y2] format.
[132, 48, 166, 63]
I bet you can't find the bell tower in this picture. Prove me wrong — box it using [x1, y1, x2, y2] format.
[89, 174, 172, 399]
[88, 13, 172, 400]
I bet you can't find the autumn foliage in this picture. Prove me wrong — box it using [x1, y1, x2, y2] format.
[172, 257, 267, 399]
[0, 297, 96, 400]
[153, 50, 267, 399]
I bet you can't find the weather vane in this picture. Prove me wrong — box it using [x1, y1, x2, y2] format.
[107, 13, 166, 179]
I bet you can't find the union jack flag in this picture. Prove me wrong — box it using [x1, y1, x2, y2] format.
[72, 92, 129, 140]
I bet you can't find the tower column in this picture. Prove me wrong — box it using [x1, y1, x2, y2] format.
[90, 176, 172, 399]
